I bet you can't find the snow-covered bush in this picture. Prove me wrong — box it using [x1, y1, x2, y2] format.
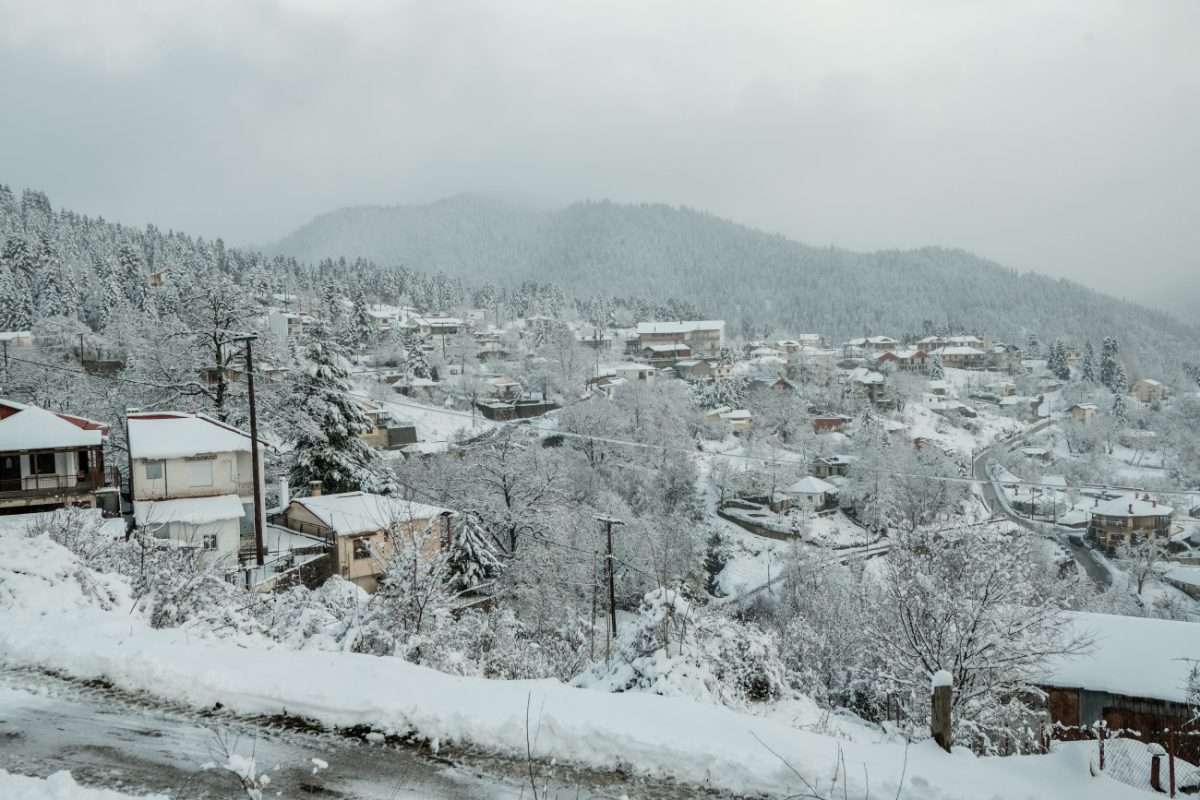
[576, 585, 787, 707]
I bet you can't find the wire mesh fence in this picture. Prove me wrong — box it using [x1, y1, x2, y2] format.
[1047, 722, 1200, 797]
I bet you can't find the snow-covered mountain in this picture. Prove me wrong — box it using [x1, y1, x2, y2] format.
[269, 195, 1199, 370]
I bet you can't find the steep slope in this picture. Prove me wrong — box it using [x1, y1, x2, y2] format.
[276, 196, 1200, 372]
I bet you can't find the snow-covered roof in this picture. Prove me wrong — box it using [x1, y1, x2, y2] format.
[1090, 494, 1173, 517]
[785, 476, 835, 495]
[636, 320, 724, 335]
[1133, 378, 1162, 386]
[290, 491, 453, 537]
[844, 336, 897, 346]
[846, 367, 884, 384]
[644, 343, 691, 353]
[128, 412, 262, 460]
[0, 331, 33, 341]
[1040, 475, 1069, 488]
[1041, 612, 1200, 704]
[927, 380, 950, 390]
[929, 346, 985, 356]
[134, 494, 245, 526]
[1164, 564, 1200, 589]
[675, 359, 701, 368]
[0, 400, 106, 451]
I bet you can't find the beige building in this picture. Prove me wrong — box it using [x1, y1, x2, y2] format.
[1068, 403, 1099, 424]
[127, 411, 267, 563]
[0, 399, 113, 515]
[1130, 379, 1167, 404]
[280, 489, 455, 593]
[1089, 495, 1173, 549]
[637, 320, 725, 358]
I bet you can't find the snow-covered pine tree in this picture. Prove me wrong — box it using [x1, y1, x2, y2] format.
[444, 513, 503, 594]
[1048, 341, 1071, 382]
[928, 353, 945, 380]
[341, 288, 375, 352]
[1081, 340, 1097, 383]
[403, 330, 432, 380]
[704, 530, 728, 597]
[1112, 391, 1129, 426]
[1100, 336, 1120, 391]
[289, 323, 387, 495]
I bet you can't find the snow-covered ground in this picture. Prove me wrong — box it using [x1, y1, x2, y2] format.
[0, 529, 1146, 799]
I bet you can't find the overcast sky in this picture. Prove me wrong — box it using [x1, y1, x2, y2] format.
[2, 1, 1197, 309]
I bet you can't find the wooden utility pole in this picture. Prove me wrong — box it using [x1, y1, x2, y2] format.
[235, 335, 266, 566]
[596, 515, 624, 665]
[931, 670, 953, 752]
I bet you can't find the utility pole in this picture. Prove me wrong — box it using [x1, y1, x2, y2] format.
[235, 334, 267, 566]
[596, 515, 624, 664]
[78, 332, 86, 364]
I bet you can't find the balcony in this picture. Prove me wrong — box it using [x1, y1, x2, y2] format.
[0, 473, 103, 500]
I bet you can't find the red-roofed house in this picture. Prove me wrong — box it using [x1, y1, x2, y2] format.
[0, 399, 115, 515]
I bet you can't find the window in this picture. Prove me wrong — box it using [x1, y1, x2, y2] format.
[189, 460, 213, 487]
[144, 461, 164, 480]
[352, 537, 372, 560]
[201, 534, 218, 551]
[34, 452, 57, 475]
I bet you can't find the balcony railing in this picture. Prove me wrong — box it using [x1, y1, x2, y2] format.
[0, 474, 100, 498]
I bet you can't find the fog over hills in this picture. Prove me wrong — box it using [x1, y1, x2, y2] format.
[270, 195, 1198, 373]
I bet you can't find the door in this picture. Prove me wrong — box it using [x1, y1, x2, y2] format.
[0, 454, 20, 492]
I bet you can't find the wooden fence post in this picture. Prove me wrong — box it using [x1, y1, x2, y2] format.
[1098, 722, 1106, 772]
[1169, 729, 1176, 798]
[931, 670, 953, 752]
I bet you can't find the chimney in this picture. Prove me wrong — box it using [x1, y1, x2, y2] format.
[278, 479, 290, 508]
[1128, 503, 1133, 515]
[1094, 498, 1098, 507]
[309, 480, 322, 497]
[1152, 499, 1157, 508]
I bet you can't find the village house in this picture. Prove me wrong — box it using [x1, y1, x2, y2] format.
[987, 343, 1023, 372]
[267, 309, 321, 343]
[489, 374, 520, 400]
[639, 342, 693, 366]
[810, 454, 853, 478]
[126, 411, 267, 563]
[0, 399, 115, 515]
[705, 406, 751, 434]
[791, 346, 839, 368]
[358, 402, 417, 450]
[588, 375, 628, 398]
[1130, 378, 1167, 405]
[749, 376, 795, 393]
[927, 345, 987, 369]
[1068, 403, 1099, 424]
[279, 487, 455, 593]
[842, 335, 899, 355]
[774, 340, 802, 355]
[0, 331, 36, 349]
[876, 349, 929, 373]
[1088, 494, 1173, 550]
[636, 320, 725, 358]
[1041, 612, 1200, 764]
[777, 476, 836, 512]
[614, 364, 657, 382]
[844, 367, 887, 405]
[811, 414, 852, 434]
[916, 334, 986, 351]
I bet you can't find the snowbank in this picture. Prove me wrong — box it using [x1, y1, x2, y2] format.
[0, 532, 1144, 799]
[0, 771, 167, 800]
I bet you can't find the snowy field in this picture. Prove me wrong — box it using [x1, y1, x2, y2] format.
[0, 527, 1149, 800]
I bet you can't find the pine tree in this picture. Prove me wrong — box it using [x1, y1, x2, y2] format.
[289, 323, 387, 495]
[928, 353, 945, 380]
[704, 531, 728, 597]
[1081, 341, 1097, 383]
[341, 288, 375, 352]
[404, 330, 432, 380]
[1112, 392, 1129, 426]
[444, 513, 503, 593]
[1100, 337, 1120, 391]
[1047, 341, 1071, 382]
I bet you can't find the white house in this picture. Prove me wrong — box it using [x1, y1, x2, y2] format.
[783, 476, 836, 509]
[127, 411, 267, 563]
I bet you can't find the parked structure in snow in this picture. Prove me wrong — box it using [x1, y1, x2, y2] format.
[1068, 403, 1099, 424]
[126, 411, 268, 562]
[358, 402, 417, 450]
[279, 488, 455, 592]
[0, 399, 115, 515]
[1130, 378, 1167, 405]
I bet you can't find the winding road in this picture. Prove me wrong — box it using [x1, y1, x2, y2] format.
[971, 418, 1112, 587]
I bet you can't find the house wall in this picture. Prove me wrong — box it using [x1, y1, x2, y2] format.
[132, 451, 259, 502]
[151, 517, 241, 562]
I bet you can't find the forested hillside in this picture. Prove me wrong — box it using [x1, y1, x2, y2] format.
[271, 196, 1199, 372]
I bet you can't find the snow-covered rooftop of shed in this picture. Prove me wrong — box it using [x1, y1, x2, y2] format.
[290, 491, 453, 537]
[133, 494, 245, 526]
[0, 400, 105, 451]
[1041, 612, 1200, 704]
[128, 412, 260, 460]
[785, 476, 835, 495]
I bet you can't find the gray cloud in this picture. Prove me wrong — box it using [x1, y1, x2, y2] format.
[1, 0, 1197, 311]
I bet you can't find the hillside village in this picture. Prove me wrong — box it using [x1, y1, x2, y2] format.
[3, 188, 1200, 798]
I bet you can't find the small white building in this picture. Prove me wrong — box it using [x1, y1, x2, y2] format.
[127, 411, 268, 563]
